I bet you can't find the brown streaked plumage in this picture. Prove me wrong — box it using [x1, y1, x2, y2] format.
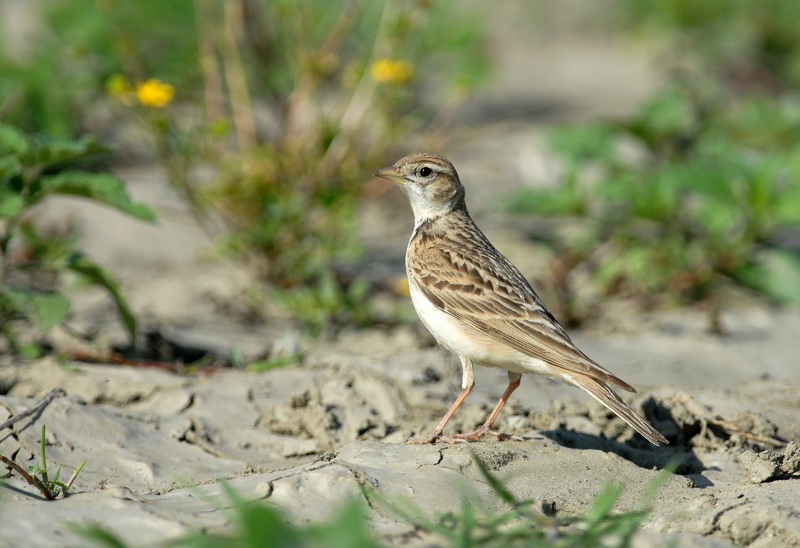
[375, 153, 668, 446]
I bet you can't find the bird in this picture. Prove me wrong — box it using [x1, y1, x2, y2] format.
[374, 153, 668, 446]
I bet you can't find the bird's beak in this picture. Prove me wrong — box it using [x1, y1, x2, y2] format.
[374, 166, 405, 185]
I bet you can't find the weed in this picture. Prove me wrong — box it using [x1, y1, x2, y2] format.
[0, 123, 155, 352]
[244, 354, 302, 373]
[0, 0, 199, 137]
[193, 0, 488, 331]
[372, 454, 673, 547]
[618, 0, 800, 92]
[74, 455, 670, 547]
[501, 0, 800, 324]
[0, 424, 86, 500]
[509, 86, 800, 323]
[2, 0, 488, 333]
[74, 484, 377, 548]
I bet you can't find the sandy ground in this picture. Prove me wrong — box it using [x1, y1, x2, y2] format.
[2, 2, 800, 546]
[1, 311, 800, 546]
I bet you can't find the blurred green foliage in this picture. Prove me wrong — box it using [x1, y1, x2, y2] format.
[75, 456, 668, 547]
[619, 0, 800, 91]
[510, 86, 800, 318]
[0, 0, 199, 137]
[1, 0, 489, 333]
[505, 0, 800, 322]
[201, 1, 487, 330]
[0, 123, 154, 353]
[374, 454, 670, 547]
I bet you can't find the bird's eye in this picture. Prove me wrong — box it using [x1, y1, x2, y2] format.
[419, 166, 433, 177]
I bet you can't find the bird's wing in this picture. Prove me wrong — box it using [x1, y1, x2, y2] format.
[407, 227, 635, 391]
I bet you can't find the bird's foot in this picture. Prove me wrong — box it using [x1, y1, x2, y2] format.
[406, 432, 469, 445]
[450, 425, 523, 442]
[406, 432, 442, 445]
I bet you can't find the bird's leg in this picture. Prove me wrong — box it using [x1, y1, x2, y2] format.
[452, 371, 523, 442]
[408, 357, 475, 445]
[407, 384, 473, 444]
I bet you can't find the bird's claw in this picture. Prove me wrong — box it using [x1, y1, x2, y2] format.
[406, 433, 442, 445]
[406, 433, 469, 445]
[450, 426, 523, 442]
[407, 427, 523, 445]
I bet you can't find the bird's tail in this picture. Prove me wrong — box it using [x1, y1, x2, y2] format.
[572, 375, 668, 446]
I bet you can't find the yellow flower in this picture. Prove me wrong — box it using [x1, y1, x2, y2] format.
[392, 276, 410, 297]
[370, 58, 414, 84]
[135, 78, 175, 108]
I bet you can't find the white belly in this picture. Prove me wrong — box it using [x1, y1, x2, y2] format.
[408, 279, 559, 380]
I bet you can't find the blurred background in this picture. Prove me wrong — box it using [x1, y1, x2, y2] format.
[2, 0, 800, 360]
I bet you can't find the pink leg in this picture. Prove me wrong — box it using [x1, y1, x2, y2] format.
[452, 373, 523, 442]
[407, 384, 473, 444]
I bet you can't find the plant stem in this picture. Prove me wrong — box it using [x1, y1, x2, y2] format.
[195, 0, 226, 125]
[0, 229, 7, 287]
[0, 454, 54, 500]
[0, 388, 66, 432]
[0, 219, 16, 286]
[317, 3, 389, 177]
[223, 0, 257, 149]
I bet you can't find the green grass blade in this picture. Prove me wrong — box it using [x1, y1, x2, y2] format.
[586, 482, 625, 528]
[66, 253, 137, 342]
[40, 425, 49, 486]
[65, 460, 87, 493]
[69, 524, 128, 548]
[472, 454, 516, 505]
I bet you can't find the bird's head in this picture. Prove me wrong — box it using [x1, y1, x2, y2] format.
[374, 153, 466, 222]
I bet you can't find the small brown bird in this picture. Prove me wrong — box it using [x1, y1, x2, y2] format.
[375, 153, 667, 446]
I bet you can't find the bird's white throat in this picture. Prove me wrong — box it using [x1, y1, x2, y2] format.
[402, 184, 458, 227]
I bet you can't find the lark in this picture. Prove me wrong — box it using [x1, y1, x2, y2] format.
[375, 153, 668, 446]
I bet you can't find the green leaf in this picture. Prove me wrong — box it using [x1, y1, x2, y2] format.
[67, 253, 137, 342]
[68, 524, 127, 548]
[548, 124, 614, 163]
[0, 155, 23, 179]
[39, 172, 156, 222]
[695, 198, 742, 239]
[32, 135, 106, 168]
[0, 194, 25, 218]
[220, 482, 303, 546]
[737, 249, 800, 304]
[626, 88, 695, 145]
[774, 189, 800, 226]
[2, 288, 70, 331]
[0, 124, 30, 155]
[629, 168, 681, 221]
[506, 187, 586, 216]
[19, 343, 44, 359]
[306, 499, 377, 548]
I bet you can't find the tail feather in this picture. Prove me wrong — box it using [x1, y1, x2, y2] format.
[573, 376, 668, 446]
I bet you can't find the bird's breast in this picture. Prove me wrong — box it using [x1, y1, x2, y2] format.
[408, 277, 544, 375]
